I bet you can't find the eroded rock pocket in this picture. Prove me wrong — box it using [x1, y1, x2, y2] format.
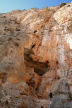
[24, 48, 49, 76]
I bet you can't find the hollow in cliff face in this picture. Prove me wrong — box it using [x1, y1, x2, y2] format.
[24, 48, 50, 76]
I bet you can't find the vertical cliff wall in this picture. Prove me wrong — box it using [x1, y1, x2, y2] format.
[0, 2, 72, 108]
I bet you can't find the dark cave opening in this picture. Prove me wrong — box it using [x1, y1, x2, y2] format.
[24, 48, 50, 76]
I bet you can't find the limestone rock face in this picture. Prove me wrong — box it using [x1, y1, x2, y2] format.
[0, 2, 72, 108]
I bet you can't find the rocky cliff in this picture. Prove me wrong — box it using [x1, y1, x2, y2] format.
[0, 2, 72, 108]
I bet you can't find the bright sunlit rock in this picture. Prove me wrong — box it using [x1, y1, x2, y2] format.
[69, 39, 72, 49]
[68, 38, 72, 49]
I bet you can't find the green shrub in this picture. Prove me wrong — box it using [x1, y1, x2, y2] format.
[60, 3, 66, 7]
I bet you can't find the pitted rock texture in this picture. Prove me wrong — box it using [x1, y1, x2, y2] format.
[0, 2, 72, 108]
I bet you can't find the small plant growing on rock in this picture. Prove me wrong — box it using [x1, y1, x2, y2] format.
[8, 37, 12, 41]
[4, 26, 9, 31]
[16, 28, 20, 31]
[60, 3, 66, 7]
[4, 26, 14, 33]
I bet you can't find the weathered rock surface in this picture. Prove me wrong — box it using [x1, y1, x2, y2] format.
[0, 2, 72, 108]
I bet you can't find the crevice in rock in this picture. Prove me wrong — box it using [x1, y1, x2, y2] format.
[34, 30, 37, 33]
[31, 44, 36, 49]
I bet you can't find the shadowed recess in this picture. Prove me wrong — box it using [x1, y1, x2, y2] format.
[24, 48, 49, 76]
